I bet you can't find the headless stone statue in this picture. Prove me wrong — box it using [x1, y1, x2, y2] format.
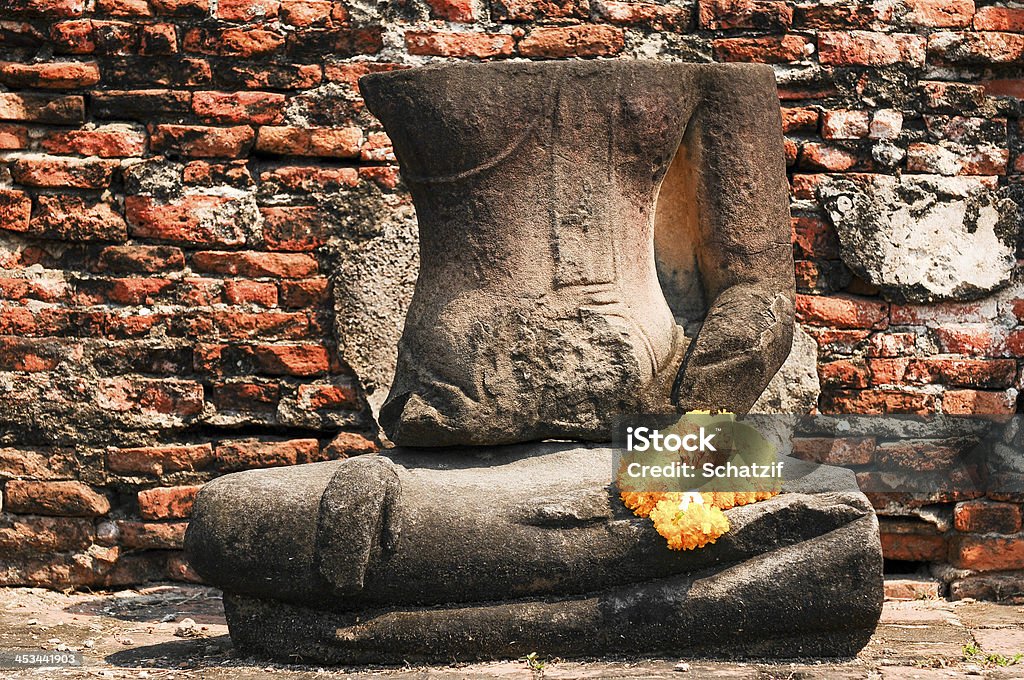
[186, 61, 883, 664]
[371, 61, 796, 446]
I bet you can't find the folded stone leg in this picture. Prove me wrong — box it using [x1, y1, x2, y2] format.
[185, 445, 883, 663]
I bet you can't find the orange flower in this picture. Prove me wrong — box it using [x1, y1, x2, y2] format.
[649, 498, 730, 551]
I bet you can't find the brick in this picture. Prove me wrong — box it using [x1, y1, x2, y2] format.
[41, 124, 146, 157]
[140, 23, 178, 55]
[952, 535, 1024, 571]
[712, 35, 810, 63]
[818, 31, 927, 66]
[191, 251, 318, 278]
[821, 110, 870, 140]
[904, 358, 1016, 388]
[519, 25, 625, 58]
[0, 60, 99, 88]
[0, 190, 32, 233]
[260, 206, 327, 251]
[216, 0, 279, 20]
[279, 0, 333, 26]
[891, 300, 996, 325]
[183, 27, 285, 57]
[97, 0, 152, 16]
[0, 279, 68, 303]
[594, 1, 690, 30]
[0, 124, 29, 150]
[974, 6, 1024, 31]
[322, 431, 378, 458]
[10, 156, 118, 189]
[125, 195, 248, 246]
[150, 0, 208, 13]
[103, 278, 174, 305]
[258, 165, 359, 192]
[819, 359, 870, 388]
[183, 160, 253, 187]
[905, 142, 1008, 175]
[0, 337, 65, 371]
[0, 93, 83, 123]
[791, 437, 875, 466]
[869, 109, 904, 140]
[491, 0, 586, 19]
[255, 126, 362, 158]
[149, 124, 254, 158]
[425, 0, 475, 21]
[297, 383, 357, 409]
[928, 31, 1024, 65]
[0, 515, 93, 553]
[107, 443, 213, 475]
[117, 520, 187, 549]
[95, 245, 185, 273]
[881, 532, 947, 562]
[215, 438, 319, 471]
[31, 195, 127, 242]
[884, 577, 941, 601]
[699, 0, 792, 30]
[215, 62, 322, 90]
[211, 381, 280, 410]
[876, 439, 966, 472]
[195, 342, 329, 376]
[793, 2, 886, 29]
[279, 277, 329, 308]
[819, 389, 937, 415]
[324, 61, 409, 89]
[901, 0, 975, 28]
[285, 27, 384, 59]
[192, 91, 286, 125]
[224, 279, 278, 306]
[173, 310, 313, 340]
[91, 89, 191, 120]
[796, 294, 888, 330]
[137, 484, 202, 520]
[52, 19, 141, 55]
[404, 31, 514, 59]
[932, 325, 999, 355]
[867, 332, 916, 357]
[798, 143, 861, 171]
[955, 500, 1022, 534]
[792, 215, 840, 259]
[867, 358, 911, 385]
[359, 132, 393, 163]
[943, 389, 1016, 415]
[781, 107, 818, 133]
[0, 447, 77, 479]
[6, 0, 87, 16]
[94, 377, 204, 416]
[4, 480, 110, 516]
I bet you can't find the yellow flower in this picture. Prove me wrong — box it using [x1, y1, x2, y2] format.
[649, 499, 730, 551]
[620, 491, 670, 518]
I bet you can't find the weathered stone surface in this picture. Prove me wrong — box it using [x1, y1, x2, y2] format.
[360, 61, 794, 446]
[187, 444, 883, 663]
[819, 175, 1019, 303]
[752, 323, 820, 414]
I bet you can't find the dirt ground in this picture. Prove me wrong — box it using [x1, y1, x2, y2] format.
[0, 583, 1022, 680]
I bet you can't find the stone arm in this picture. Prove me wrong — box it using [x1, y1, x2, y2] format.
[670, 65, 796, 415]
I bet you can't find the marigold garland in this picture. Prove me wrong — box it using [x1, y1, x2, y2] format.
[620, 489, 780, 551]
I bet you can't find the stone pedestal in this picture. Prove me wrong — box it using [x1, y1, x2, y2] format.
[186, 445, 882, 663]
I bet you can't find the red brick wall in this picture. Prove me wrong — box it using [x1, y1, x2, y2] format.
[0, 0, 1022, 595]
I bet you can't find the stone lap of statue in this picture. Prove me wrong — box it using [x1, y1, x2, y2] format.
[185, 60, 884, 664]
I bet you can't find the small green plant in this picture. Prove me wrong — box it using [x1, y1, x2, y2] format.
[520, 651, 546, 671]
[962, 643, 1023, 668]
